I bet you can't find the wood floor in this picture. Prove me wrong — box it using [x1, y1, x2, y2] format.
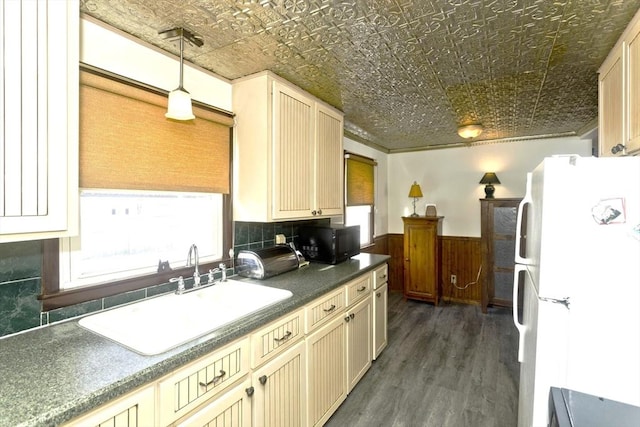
[325, 291, 520, 427]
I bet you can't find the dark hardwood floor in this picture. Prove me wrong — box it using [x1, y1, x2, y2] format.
[325, 291, 520, 427]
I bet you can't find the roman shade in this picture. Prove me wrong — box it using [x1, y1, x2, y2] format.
[79, 68, 233, 194]
[345, 153, 376, 206]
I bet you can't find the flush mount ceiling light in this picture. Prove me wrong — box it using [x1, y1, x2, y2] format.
[159, 27, 204, 120]
[457, 124, 484, 139]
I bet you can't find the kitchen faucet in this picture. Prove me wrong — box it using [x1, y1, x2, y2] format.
[187, 244, 200, 287]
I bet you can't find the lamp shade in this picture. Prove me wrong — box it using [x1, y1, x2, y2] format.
[479, 172, 501, 185]
[458, 124, 483, 139]
[165, 88, 195, 120]
[408, 181, 423, 198]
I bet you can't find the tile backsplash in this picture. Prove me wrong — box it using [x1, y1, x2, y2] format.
[0, 218, 330, 338]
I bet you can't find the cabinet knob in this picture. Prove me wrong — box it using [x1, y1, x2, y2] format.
[246, 386, 255, 396]
[259, 375, 268, 385]
[317, 209, 322, 215]
[311, 210, 317, 216]
[611, 144, 624, 154]
[344, 316, 351, 322]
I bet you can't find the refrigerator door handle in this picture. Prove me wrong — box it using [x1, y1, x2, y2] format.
[512, 264, 527, 363]
[515, 173, 533, 265]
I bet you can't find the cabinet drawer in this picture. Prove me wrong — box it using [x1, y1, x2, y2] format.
[158, 337, 250, 426]
[373, 264, 388, 289]
[63, 384, 155, 427]
[305, 286, 345, 333]
[251, 308, 304, 368]
[345, 274, 371, 306]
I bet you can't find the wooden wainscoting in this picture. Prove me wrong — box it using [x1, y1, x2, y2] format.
[440, 236, 482, 305]
[362, 234, 481, 301]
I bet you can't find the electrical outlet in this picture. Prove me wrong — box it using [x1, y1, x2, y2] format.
[450, 274, 457, 285]
[275, 234, 286, 244]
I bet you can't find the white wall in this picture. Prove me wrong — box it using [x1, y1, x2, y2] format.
[80, 17, 232, 111]
[388, 136, 593, 237]
[343, 137, 389, 236]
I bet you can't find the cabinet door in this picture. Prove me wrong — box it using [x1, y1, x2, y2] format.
[175, 378, 252, 427]
[62, 385, 155, 427]
[272, 81, 315, 220]
[403, 221, 438, 302]
[599, 47, 624, 157]
[315, 104, 344, 217]
[373, 282, 388, 360]
[346, 295, 372, 392]
[0, 0, 78, 242]
[307, 314, 347, 427]
[253, 339, 306, 427]
[626, 20, 640, 153]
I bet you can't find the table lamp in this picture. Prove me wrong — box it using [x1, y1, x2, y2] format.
[479, 172, 501, 198]
[408, 181, 423, 217]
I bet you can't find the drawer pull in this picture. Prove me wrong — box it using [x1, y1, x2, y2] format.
[357, 286, 367, 292]
[376, 291, 381, 298]
[246, 386, 255, 397]
[198, 369, 226, 388]
[274, 331, 292, 342]
[259, 375, 268, 385]
[350, 313, 355, 320]
[344, 316, 351, 322]
[323, 304, 336, 313]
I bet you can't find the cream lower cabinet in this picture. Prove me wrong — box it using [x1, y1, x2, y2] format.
[307, 311, 347, 427]
[175, 378, 253, 427]
[372, 282, 388, 360]
[62, 385, 155, 427]
[346, 295, 372, 392]
[252, 340, 307, 427]
[372, 264, 389, 360]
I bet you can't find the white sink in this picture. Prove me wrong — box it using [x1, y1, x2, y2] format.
[78, 280, 293, 355]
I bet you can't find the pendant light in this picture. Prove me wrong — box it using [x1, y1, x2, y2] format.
[159, 28, 203, 121]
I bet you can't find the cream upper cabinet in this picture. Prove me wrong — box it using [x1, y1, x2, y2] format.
[0, 0, 79, 242]
[599, 8, 640, 156]
[626, 13, 640, 153]
[233, 71, 344, 222]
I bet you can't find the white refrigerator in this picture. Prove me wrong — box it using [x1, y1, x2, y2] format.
[512, 155, 640, 427]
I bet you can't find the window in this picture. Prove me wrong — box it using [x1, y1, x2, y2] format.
[344, 152, 376, 246]
[40, 65, 233, 310]
[60, 190, 223, 289]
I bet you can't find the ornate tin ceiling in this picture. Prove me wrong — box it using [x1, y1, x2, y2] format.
[80, 0, 639, 152]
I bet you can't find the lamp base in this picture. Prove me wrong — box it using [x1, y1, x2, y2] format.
[410, 212, 420, 217]
[484, 184, 495, 198]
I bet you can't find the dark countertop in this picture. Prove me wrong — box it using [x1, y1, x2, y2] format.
[0, 253, 389, 427]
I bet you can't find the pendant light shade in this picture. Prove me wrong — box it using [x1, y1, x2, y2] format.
[160, 27, 203, 121]
[166, 88, 195, 120]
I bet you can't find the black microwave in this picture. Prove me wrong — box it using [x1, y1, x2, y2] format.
[295, 224, 360, 264]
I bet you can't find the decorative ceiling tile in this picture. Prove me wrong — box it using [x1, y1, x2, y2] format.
[80, 0, 639, 151]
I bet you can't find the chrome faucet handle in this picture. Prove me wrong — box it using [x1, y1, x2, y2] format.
[208, 268, 217, 285]
[193, 270, 201, 287]
[170, 276, 185, 294]
[219, 263, 226, 281]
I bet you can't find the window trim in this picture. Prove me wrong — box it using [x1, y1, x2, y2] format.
[344, 151, 376, 247]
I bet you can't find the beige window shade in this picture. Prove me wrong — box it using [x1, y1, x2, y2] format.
[79, 69, 232, 194]
[345, 153, 376, 206]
